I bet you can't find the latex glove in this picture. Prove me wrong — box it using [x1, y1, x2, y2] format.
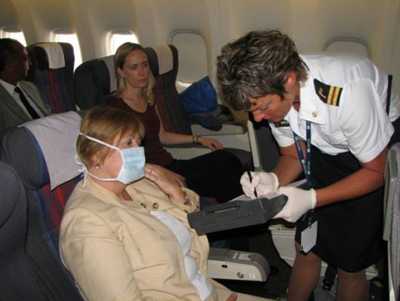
[275, 186, 317, 223]
[240, 171, 279, 198]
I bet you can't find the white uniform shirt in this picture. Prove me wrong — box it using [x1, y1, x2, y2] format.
[270, 54, 400, 163]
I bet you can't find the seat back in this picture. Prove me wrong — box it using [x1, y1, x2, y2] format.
[145, 44, 191, 134]
[0, 161, 47, 301]
[73, 55, 116, 110]
[0, 113, 84, 301]
[384, 142, 400, 301]
[247, 116, 279, 172]
[27, 42, 75, 113]
[324, 37, 370, 58]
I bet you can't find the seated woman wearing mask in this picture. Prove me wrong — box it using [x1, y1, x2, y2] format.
[59, 105, 270, 301]
[106, 42, 244, 203]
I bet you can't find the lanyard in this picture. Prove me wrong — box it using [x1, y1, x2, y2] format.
[293, 120, 312, 185]
[293, 120, 315, 228]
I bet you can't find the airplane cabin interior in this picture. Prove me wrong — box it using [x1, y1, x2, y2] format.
[0, 0, 400, 300]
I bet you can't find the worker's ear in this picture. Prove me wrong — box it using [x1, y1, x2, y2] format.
[284, 71, 297, 90]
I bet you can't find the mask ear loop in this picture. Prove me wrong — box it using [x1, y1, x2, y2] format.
[77, 133, 145, 184]
[77, 133, 121, 185]
[79, 133, 119, 151]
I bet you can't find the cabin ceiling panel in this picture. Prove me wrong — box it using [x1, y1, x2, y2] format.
[316, 0, 379, 41]
[152, 0, 209, 28]
[88, 0, 137, 30]
[221, 0, 290, 40]
[0, 0, 19, 29]
[143, 0, 210, 42]
[3, 0, 400, 80]
[217, 0, 382, 53]
[29, 0, 73, 31]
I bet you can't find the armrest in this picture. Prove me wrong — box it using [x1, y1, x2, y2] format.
[191, 123, 246, 136]
[207, 248, 270, 282]
[166, 123, 251, 161]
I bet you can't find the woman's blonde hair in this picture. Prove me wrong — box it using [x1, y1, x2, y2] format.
[114, 42, 155, 105]
[77, 105, 145, 168]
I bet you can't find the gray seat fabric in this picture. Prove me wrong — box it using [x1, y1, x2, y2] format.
[74, 55, 114, 110]
[0, 161, 46, 301]
[384, 142, 400, 300]
[145, 44, 191, 134]
[249, 116, 280, 172]
[27, 42, 76, 113]
[0, 127, 83, 301]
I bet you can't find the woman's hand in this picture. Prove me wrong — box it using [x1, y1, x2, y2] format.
[226, 293, 238, 301]
[145, 163, 186, 187]
[145, 164, 188, 205]
[198, 136, 224, 150]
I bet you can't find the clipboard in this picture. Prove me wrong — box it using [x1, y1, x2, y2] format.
[188, 193, 287, 234]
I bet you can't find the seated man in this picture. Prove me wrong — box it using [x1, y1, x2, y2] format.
[0, 38, 50, 131]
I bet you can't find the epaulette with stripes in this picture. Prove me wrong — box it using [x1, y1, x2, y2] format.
[314, 79, 343, 106]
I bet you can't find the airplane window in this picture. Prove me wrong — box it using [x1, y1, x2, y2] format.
[108, 32, 139, 55]
[0, 30, 27, 46]
[171, 32, 207, 92]
[52, 32, 82, 70]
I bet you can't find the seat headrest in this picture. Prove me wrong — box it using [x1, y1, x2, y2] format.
[74, 56, 115, 110]
[0, 127, 48, 189]
[22, 111, 82, 190]
[324, 37, 370, 58]
[28, 42, 70, 70]
[145, 45, 177, 76]
[100, 55, 117, 93]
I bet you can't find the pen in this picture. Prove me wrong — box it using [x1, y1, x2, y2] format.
[247, 171, 258, 197]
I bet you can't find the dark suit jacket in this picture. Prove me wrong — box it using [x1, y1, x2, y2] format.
[0, 81, 50, 131]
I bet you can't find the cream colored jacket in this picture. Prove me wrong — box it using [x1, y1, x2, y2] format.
[60, 177, 234, 301]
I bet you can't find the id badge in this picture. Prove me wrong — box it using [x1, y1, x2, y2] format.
[301, 221, 318, 254]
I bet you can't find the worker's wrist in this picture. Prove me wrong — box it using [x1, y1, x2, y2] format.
[309, 188, 317, 209]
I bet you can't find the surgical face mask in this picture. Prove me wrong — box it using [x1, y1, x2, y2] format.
[79, 133, 145, 184]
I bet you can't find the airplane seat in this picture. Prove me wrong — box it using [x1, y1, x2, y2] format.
[0, 112, 84, 301]
[145, 44, 192, 134]
[73, 55, 116, 110]
[384, 142, 400, 300]
[323, 37, 370, 58]
[0, 161, 47, 301]
[27, 42, 76, 113]
[247, 116, 280, 172]
[0, 112, 269, 299]
[145, 44, 252, 168]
